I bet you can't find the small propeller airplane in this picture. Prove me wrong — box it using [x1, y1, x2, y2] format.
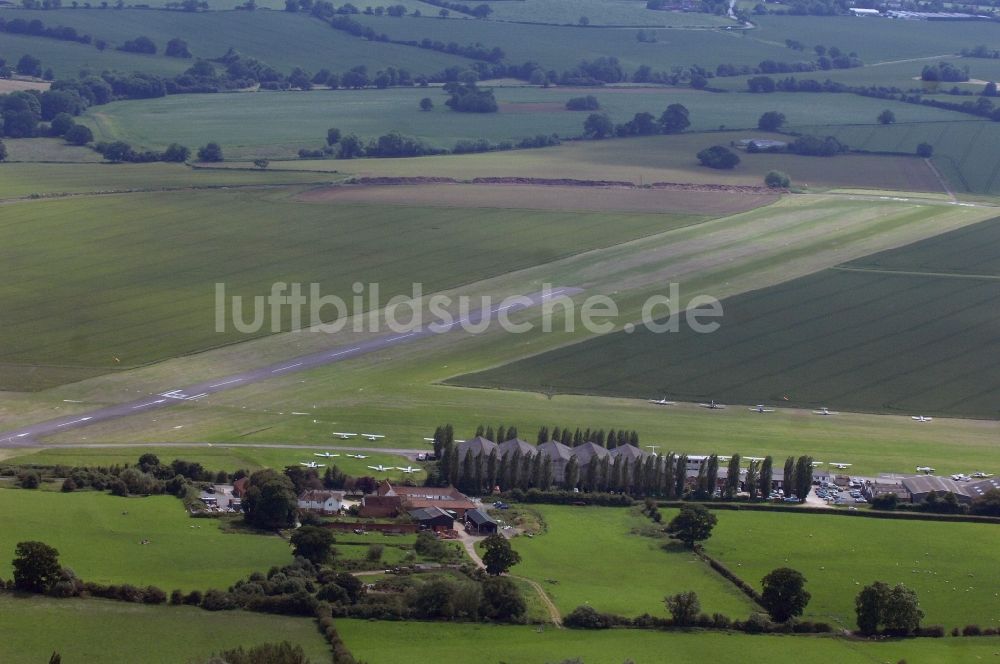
[361, 433, 385, 441]
[749, 404, 775, 413]
[811, 461, 824, 467]
[299, 461, 326, 468]
[367, 464, 392, 472]
[971, 471, 993, 478]
[916, 466, 936, 474]
[699, 400, 726, 410]
[745, 456, 765, 462]
[951, 473, 971, 481]
[396, 466, 422, 474]
[423, 437, 466, 443]
[314, 452, 340, 458]
[332, 432, 358, 439]
[813, 407, 839, 416]
[911, 416, 934, 423]
[648, 397, 675, 406]
[345, 453, 368, 459]
[830, 462, 852, 470]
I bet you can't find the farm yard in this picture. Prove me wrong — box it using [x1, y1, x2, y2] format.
[706, 509, 1000, 629]
[0, 595, 333, 664]
[456, 213, 1000, 420]
[336, 619, 1000, 663]
[509, 504, 754, 617]
[0, 489, 294, 590]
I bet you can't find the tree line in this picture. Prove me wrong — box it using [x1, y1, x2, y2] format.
[430, 423, 816, 501]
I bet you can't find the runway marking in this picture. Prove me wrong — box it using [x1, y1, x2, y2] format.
[271, 363, 303, 373]
[209, 378, 243, 388]
[56, 417, 92, 427]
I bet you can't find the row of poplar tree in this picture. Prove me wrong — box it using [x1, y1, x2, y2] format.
[429, 424, 815, 500]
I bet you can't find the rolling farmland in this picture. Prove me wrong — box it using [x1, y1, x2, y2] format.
[0, 9, 472, 77]
[0, 596, 332, 664]
[789, 120, 1000, 196]
[510, 505, 754, 617]
[83, 86, 973, 159]
[0, 186, 705, 389]
[455, 214, 1000, 419]
[706, 509, 1000, 629]
[337, 619, 1000, 663]
[0, 490, 294, 590]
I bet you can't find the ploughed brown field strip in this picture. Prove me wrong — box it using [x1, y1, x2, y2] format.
[297, 183, 779, 215]
[0, 79, 51, 93]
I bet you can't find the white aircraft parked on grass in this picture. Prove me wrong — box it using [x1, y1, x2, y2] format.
[299, 461, 326, 468]
[811, 461, 824, 467]
[916, 466, 936, 474]
[424, 437, 466, 443]
[749, 405, 775, 413]
[332, 432, 358, 439]
[346, 453, 369, 459]
[367, 464, 393, 472]
[971, 471, 993, 478]
[830, 462, 852, 470]
[699, 400, 726, 410]
[362, 433, 385, 441]
[314, 452, 340, 458]
[649, 397, 676, 406]
[911, 416, 934, 423]
[396, 466, 422, 474]
[813, 407, 839, 416]
[745, 456, 765, 462]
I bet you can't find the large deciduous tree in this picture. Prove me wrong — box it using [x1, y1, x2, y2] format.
[665, 504, 717, 548]
[761, 567, 811, 622]
[481, 533, 521, 576]
[289, 525, 335, 564]
[13, 541, 62, 593]
[242, 469, 297, 529]
[665, 590, 700, 626]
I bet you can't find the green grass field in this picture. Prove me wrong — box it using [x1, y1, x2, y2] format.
[0, 489, 293, 590]
[484, 0, 733, 26]
[510, 505, 755, 617]
[82, 85, 972, 158]
[455, 212, 1000, 419]
[0, 162, 337, 200]
[0, 184, 704, 389]
[0, 8, 471, 77]
[336, 619, 1000, 663]
[789, 120, 1000, 196]
[0, 595, 331, 663]
[352, 14, 787, 71]
[0, 30, 189, 78]
[9, 445, 419, 481]
[13, 194, 997, 480]
[746, 15, 994, 64]
[706, 510, 1000, 629]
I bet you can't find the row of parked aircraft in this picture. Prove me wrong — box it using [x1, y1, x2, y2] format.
[650, 398, 935, 421]
[367, 464, 422, 474]
[332, 432, 386, 441]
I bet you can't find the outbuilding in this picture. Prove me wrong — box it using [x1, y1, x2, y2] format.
[465, 507, 498, 535]
[409, 506, 455, 531]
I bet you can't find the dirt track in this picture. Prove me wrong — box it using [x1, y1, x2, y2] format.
[298, 181, 779, 216]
